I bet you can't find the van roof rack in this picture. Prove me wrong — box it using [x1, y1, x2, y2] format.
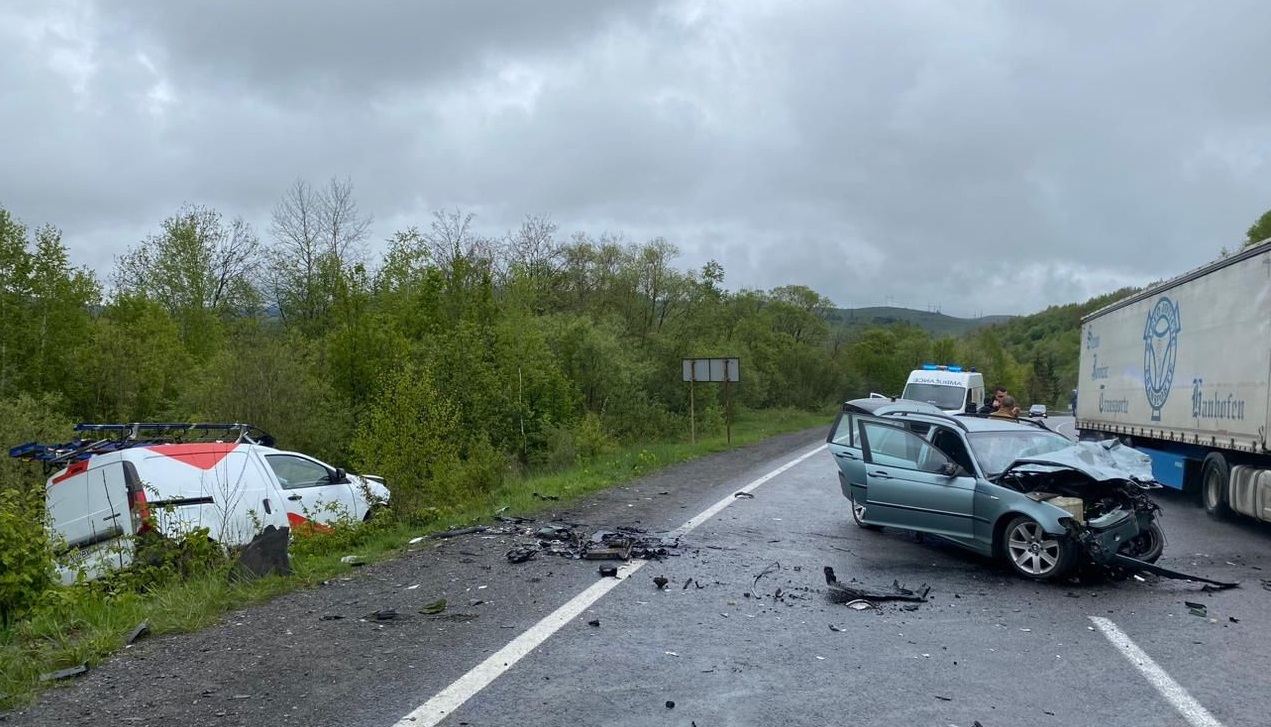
[8, 422, 275, 474]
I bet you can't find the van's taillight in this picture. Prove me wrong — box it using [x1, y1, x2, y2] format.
[122, 461, 151, 535]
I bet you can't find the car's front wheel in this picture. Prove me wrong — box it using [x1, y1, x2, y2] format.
[1003, 515, 1076, 580]
[849, 490, 882, 531]
[1118, 521, 1165, 563]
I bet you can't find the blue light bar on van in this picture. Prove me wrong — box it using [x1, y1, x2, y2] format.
[922, 364, 938, 370]
[947, 366, 963, 372]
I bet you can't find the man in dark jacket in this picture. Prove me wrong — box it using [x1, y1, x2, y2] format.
[978, 386, 1008, 414]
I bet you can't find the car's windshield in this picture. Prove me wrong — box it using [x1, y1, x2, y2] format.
[966, 430, 1075, 477]
[899, 383, 965, 411]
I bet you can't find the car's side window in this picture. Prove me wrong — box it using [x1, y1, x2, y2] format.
[828, 412, 857, 446]
[861, 421, 952, 474]
[264, 455, 330, 490]
[930, 427, 975, 475]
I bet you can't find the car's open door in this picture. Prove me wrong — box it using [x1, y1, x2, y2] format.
[856, 417, 976, 538]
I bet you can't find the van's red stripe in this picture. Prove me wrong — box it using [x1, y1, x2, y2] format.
[146, 443, 237, 470]
[51, 460, 88, 485]
[287, 511, 333, 535]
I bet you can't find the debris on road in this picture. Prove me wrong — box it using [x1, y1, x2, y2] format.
[432, 526, 488, 539]
[497, 519, 680, 564]
[665, 700, 675, 709]
[420, 599, 447, 615]
[598, 565, 618, 578]
[588, 618, 600, 627]
[1185, 601, 1207, 617]
[1107, 553, 1239, 590]
[505, 545, 537, 563]
[235, 525, 293, 578]
[371, 608, 398, 621]
[340, 555, 366, 566]
[653, 576, 669, 589]
[734, 491, 755, 499]
[126, 621, 150, 645]
[829, 624, 846, 632]
[532, 492, 560, 501]
[844, 599, 877, 611]
[39, 665, 88, 682]
[824, 566, 930, 604]
[752, 561, 781, 595]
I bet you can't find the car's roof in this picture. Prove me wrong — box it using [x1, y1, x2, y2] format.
[841, 397, 946, 416]
[842, 398, 1061, 434]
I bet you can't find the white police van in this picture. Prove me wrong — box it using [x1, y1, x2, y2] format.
[899, 364, 985, 415]
[9, 423, 390, 584]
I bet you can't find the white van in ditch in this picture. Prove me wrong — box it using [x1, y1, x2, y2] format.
[899, 364, 985, 416]
[10, 423, 390, 584]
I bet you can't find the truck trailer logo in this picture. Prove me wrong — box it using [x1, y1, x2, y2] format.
[1142, 296, 1181, 422]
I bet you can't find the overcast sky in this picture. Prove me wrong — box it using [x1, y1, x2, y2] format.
[3, 0, 1271, 317]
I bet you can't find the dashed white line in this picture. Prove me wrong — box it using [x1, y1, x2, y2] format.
[390, 442, 829, 727]
[1089, 616, 1225, 727]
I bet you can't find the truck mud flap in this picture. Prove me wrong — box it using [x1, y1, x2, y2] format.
[1109, 553, 1240, 590]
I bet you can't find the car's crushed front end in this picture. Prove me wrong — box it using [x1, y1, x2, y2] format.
[997, 439, 1165, 568]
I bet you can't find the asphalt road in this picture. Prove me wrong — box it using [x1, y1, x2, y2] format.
[7, 426, 1271, 727]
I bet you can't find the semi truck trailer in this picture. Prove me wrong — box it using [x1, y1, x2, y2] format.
[1075, 238, 1271, 523]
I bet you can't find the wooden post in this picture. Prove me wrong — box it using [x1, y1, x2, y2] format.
[724, 359, 732, 445]
[689, 373, 696, 444]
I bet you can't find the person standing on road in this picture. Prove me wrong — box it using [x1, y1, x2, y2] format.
[978, 387, 1008, 414]
[990, 394, 1021, 420]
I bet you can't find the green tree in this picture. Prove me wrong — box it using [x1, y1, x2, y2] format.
[112, 204, 261, 357]
[266, 177, 371, 335]
[0, 210, 99, 400]
[1245, 208, 1271, 249]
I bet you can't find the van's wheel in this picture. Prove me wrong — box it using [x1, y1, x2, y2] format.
[1201, 453, 1234, 521]
[849, 490, 882, 531]
[1002, 516, 1076, 581]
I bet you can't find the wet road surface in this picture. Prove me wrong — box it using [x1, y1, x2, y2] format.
[8, 427, 1270, 727]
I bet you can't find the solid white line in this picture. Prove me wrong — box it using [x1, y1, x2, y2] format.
[1089, 616, 1225, 727]
[391, 442, 829, 727]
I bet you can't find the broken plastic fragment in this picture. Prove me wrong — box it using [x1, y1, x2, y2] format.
[420, 599, 447, 615]
[39, 665, 87, 682]
[845, 599, 876, 611]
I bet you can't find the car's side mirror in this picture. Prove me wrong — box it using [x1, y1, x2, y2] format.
[938, 461, 966, 478]
[333, 467, 348, 484]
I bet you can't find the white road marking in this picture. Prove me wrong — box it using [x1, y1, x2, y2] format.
[391, 443, 829, 727]
[1089, 616, 1225, 727]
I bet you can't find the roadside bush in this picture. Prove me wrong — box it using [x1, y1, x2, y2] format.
[0, 486, 55, 625]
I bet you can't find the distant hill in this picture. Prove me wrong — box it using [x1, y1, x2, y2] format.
[827, 306, 1014, 338]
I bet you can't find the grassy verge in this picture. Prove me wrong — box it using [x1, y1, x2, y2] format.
[0, 406, 829, 708]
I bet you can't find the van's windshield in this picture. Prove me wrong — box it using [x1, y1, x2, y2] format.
[900, 383, 965, 411]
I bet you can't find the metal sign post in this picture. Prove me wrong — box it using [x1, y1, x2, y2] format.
[681, 357, 741, 445]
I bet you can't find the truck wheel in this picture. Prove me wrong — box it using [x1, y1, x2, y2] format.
[849, 490, 882, 531]
[1201, 453, 1234, 521]
[1002, 515, 1076, 581]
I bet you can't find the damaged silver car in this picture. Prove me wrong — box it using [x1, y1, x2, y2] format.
[827, 398, 1165, 581]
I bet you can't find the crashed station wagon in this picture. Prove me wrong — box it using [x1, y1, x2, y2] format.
[827, 398, 1165, 581]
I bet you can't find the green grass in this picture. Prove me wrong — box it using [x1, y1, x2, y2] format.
[0, 406, 830, 709]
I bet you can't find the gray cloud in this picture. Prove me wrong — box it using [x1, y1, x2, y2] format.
[3, 0, 1271, 316]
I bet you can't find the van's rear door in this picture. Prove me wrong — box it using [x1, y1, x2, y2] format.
[47, 461, 133, 583]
